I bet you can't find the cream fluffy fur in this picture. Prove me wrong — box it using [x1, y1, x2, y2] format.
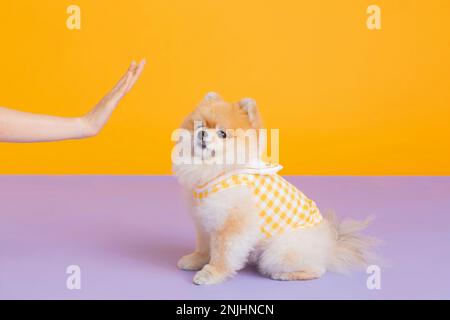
[174, 92, 377, 285]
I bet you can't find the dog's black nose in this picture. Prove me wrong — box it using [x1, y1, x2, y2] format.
[197, 130, 208, 141]
[201, 142, 207, 149]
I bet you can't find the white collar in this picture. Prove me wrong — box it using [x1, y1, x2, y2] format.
[194, 161, 283, 193]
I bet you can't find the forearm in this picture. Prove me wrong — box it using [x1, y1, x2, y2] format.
[0, 59, 145, 143]
[0, 107, 95, 143]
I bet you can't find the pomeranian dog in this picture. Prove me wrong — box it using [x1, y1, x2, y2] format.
[173, 92, 377, 285]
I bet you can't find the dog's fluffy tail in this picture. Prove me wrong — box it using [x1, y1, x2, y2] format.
[326, 212, 380, 274]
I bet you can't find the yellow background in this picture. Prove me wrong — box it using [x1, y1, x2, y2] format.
[0, 0, 449, 175]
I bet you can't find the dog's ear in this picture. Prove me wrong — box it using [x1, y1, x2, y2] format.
[203, 92, 222, 103]
[239, 98, 263, 129]
[180, 113, 195, 131]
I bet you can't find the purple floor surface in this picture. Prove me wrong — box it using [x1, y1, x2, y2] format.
[0, 175, 449, 300]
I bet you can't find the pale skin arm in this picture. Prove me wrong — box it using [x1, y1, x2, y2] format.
[0, 59, 145, 143]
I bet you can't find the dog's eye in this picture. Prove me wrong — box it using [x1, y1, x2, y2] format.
[217, 130, 227, 139]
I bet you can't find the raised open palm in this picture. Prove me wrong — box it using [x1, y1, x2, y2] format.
[0, 59, 146, 143]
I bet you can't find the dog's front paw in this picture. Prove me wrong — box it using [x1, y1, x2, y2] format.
[177, 252, 209, 271]
[193, 264, 228, 285]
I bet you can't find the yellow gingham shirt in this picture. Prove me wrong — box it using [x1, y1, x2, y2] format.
[193, 163, 323, 238]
